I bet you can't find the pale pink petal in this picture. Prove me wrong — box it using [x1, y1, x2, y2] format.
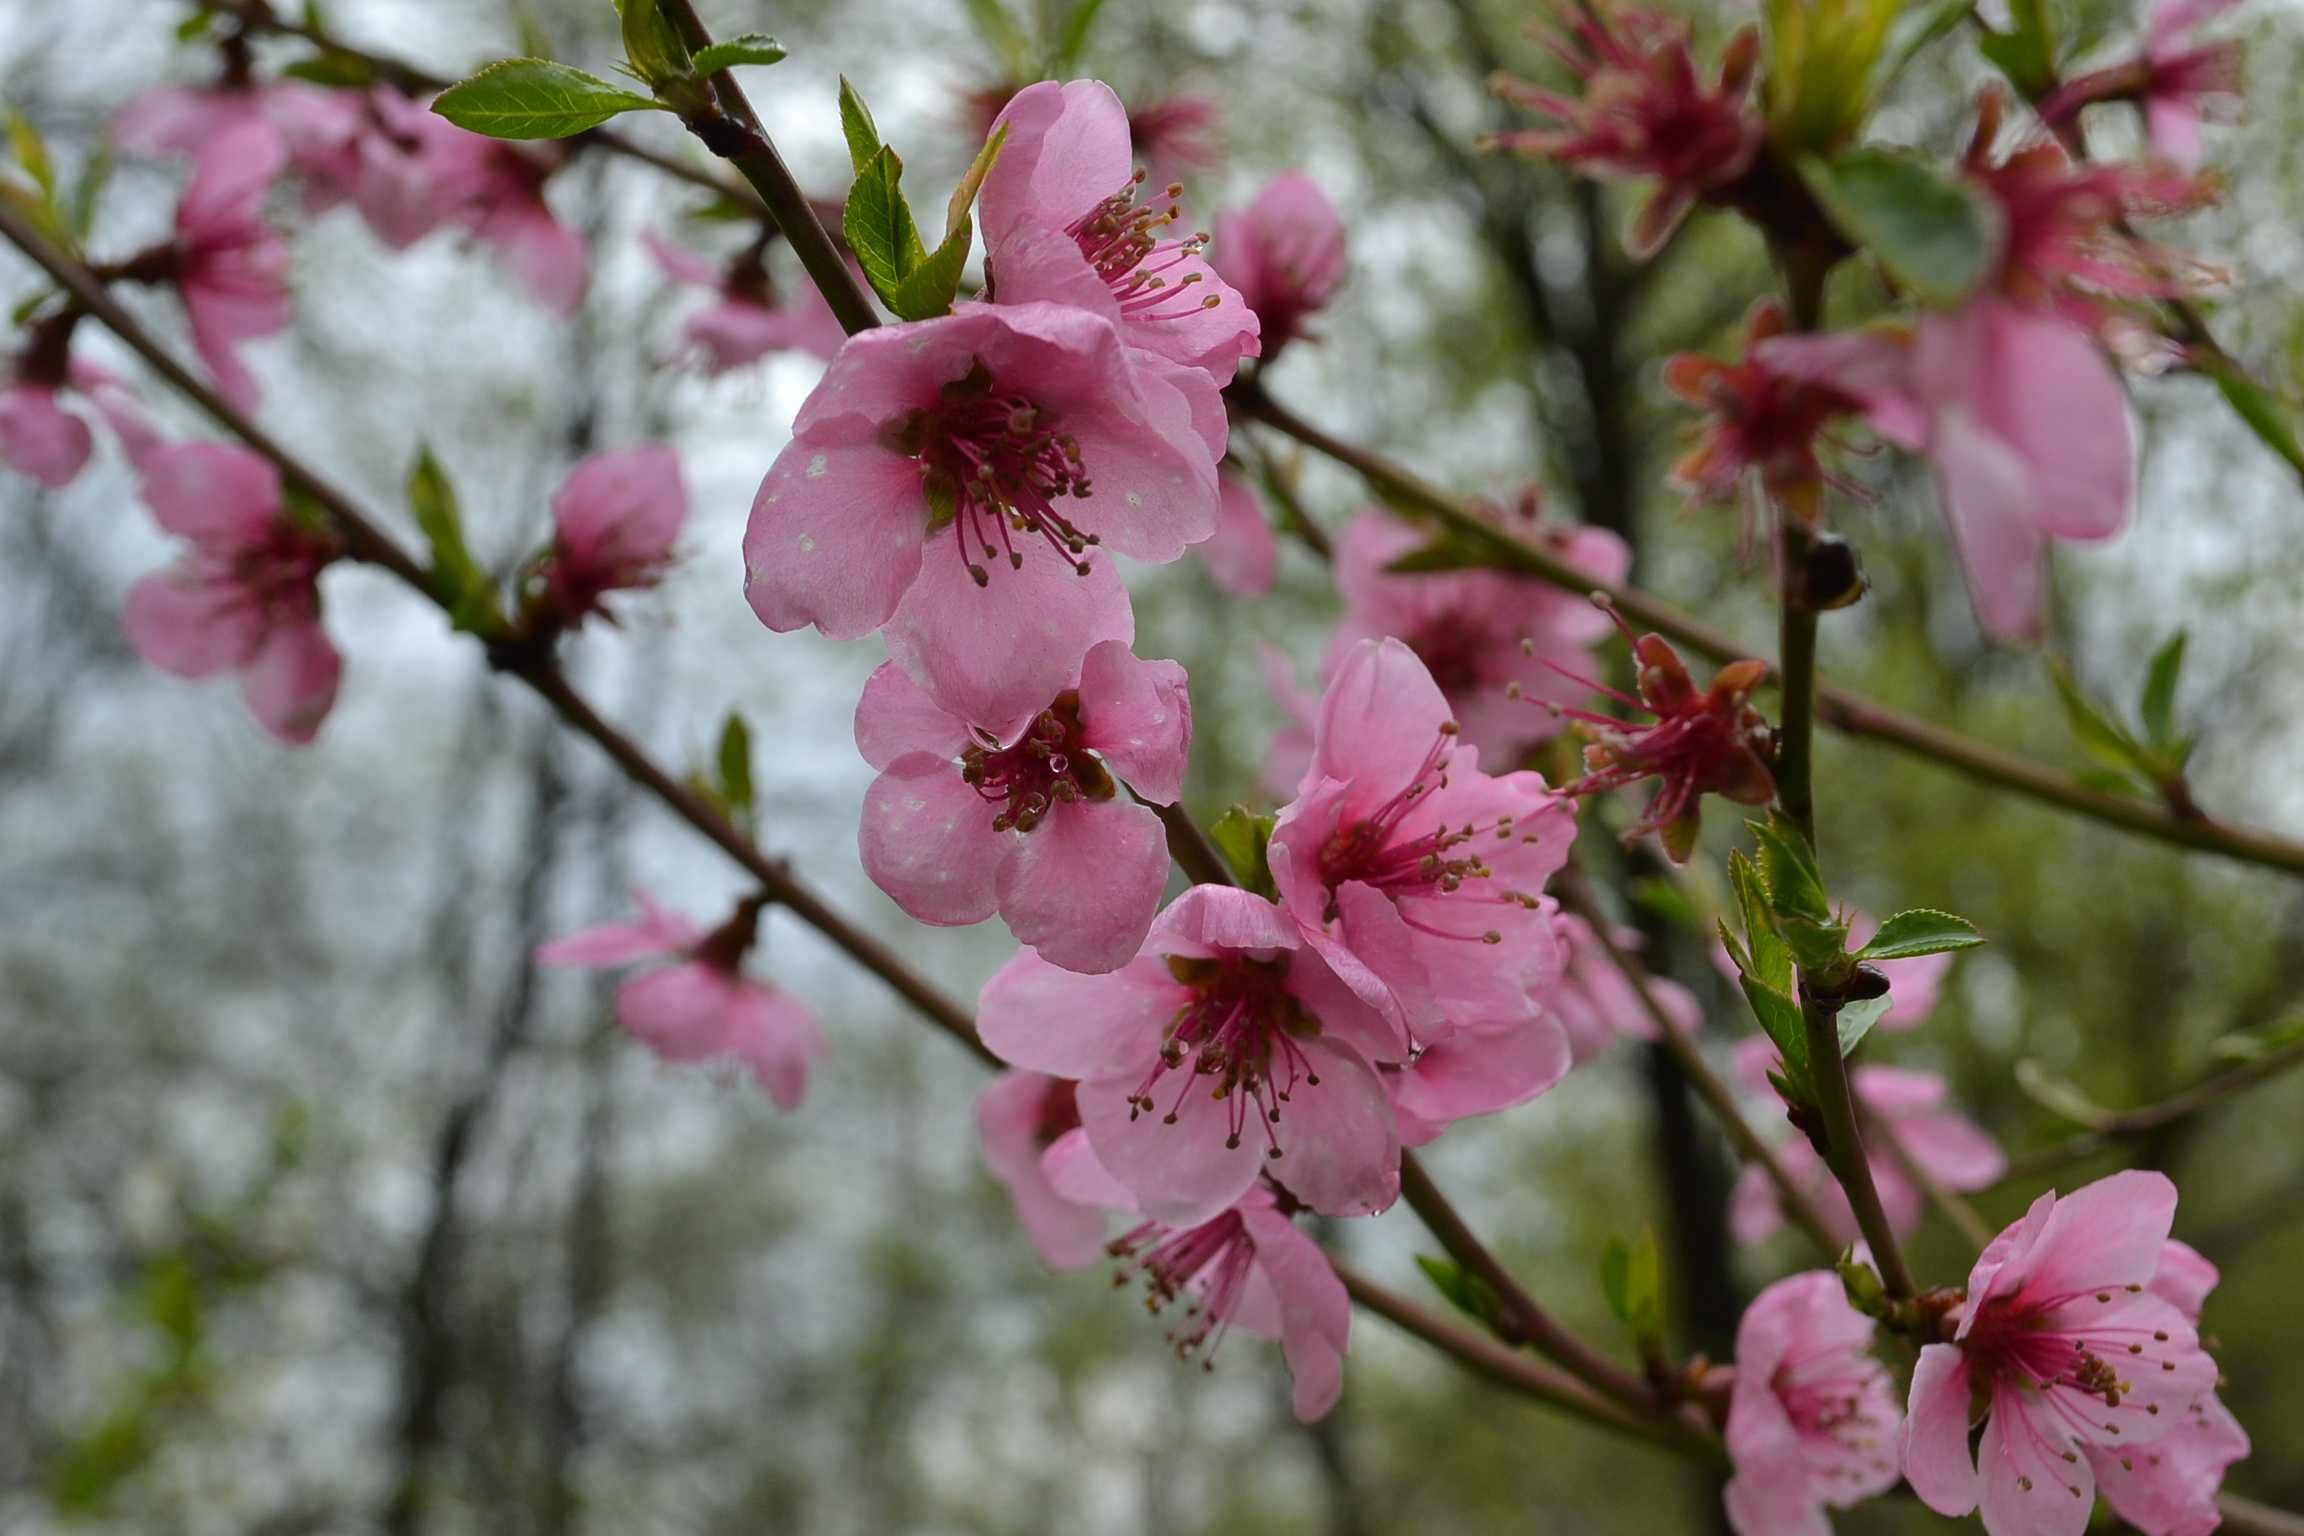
[1978, 1388, 2096, 1536]
[722, 982, 825, 1108]
[0, 384, 93, 487]
[1267, 1039, 1400, 1217]
[1964, 1189, 2061, 1325]
[536, 915, 688, 969]
[1932, 403, 2048, 642]
[1388, 1012, 1571, 1131]
[2147, 97, 2206, 172]
[615, 961, 743, 1063]
[1078, 1068, 1265, 1228]
[882, 527, 1134, 744]
[477, 199, 588, 314]
[858, 752, 1007, 927]
[979, 1073, 1109, 1269]
[122, 566, 264, 677]
[1280, 943, 1409, 1067]
[1057, 367, 1223, 562]
[1241, 1205, 1351, 1422]
[979, 79, 1135, 248]
[1077, 639, 1192, 803]
[2091, 1393, 2249, 1536]
[641, 229, 722, 288]
[1891, 1106, 2007, 1191]
[1968, 301, 2134, 540]
[177, 119, 286, 230]
[853, 660, 971, 769]
[1308, 637, 1454, 797]
[1153, 882, 1303, 957]
[1200, 467, 1278, 595]
[2017, 1168, 2179, 1299]
[1119, 243, 1260, 383]
[115, 86, 268, 157]
[136, 440, 281, 547]
[995, 798, 1169, 974]
[1902, 1344, 1981, 1516]
[240, 617, 341, 744]
[1040, 1125, 1139, 1209]
[977, 949, 1179, 1081]
[985, 223, 1123, 323]
[2150, 1239, 2220, 1320]
[1727, 1162, 1786, 1248]
[743, 429, 927, 640]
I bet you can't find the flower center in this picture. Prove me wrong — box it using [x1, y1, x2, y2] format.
[1128, 953, 1323, 1159]
[902, 361, 1097, 589]
[1961, 1285, 2193, 1480]
[1403, 611, 1495, 699]
[1109, 1208, 1257, 1367]
[960, 689, 1114, 832]
[1067, 171, 1222, 325]
[1314, 726, 1544, 937]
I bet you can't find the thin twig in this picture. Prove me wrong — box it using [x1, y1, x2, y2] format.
[1553, 877, 1843, 1256]
[1999, 1029, 2304, 1182]
[1232, 384, 2304, 881]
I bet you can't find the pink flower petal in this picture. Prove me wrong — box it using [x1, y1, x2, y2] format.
[858, 751, 1007, 927]
[994, 798, 1170, 974]
[1200, 467, 1279, 595]
[136, 441, 283, 548]
[240, 616, 341, 744]
[979, 79, 1135, 250]
[743, 429, 929, 641]
[1265, 1038, 1400, 1218]
[722, 982, 825, 1108]
[0, 383, 94, 487]
[977, 949, 1179, 1081]
[1078, 1067, 1265, 1228]
[1978, 1385, 2096, 1536]
[2016, 1168, 2178, 1299]
[552, 444, 686, 573]
[1902, 1343, 1981, 1516]
[1077, 639, 1192, 804]
[1241, 1204, 1351, 1422]
[122, 566, 265, 678]
[979, 1072, 1109, 1270]
[853, 660, 972, 770]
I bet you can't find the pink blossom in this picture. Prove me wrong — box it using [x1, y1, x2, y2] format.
[533, 445, 688, 628]
[1124, 95, 1222, 187]
[1551, 622, 1775, 863]
[2085, 1241, 2251, 1535]
[1722, 1270, 1903, 1536]
[643, 232, 847, 371]
[291, 87, 481, 251]
[1490, 13, 1761, 256]
[167, 120, 294, 413]
[1664, 302, 1869, 508]
[1268, 638, 1576, 1040]
[0, 354, 156, 488]
[113, 77, 341, 173]
[2042, 0, 2244, 176]
[856, 639, 1191, 974]
[976, 1070, 1106, 1269]
[980, 80, 1260, 384]
[1043, 1139, 1350, 1422]
[1209, 171, 1347, 358]
[1903, 1170, 2225, 1536]
[743, 301, 1221, 736]
[1761, 299, 2133, 643]
[1385, 1005, 1571, 1147]
[445, 136, 588, 315]
[121, 441, 343, 745]
[1199, 463, 1278, 595]
[1328, 502, 1629, 771]
[1550, 911, 1701, 1065]
[978, 883, 1406, 1228]
[536, 891, 824, 1107]
[1728, 1041, 2005, 1249]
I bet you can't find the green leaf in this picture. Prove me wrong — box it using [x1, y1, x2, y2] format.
[1977, 0, 2058, 97]
[1763, 0, 1904, 154]
[1749, 814, 1830, 928]
[1726, 851, 1791, 994]
[7, 110, 53, 200]
[69, 142, 109, 239]
[844, 144, 928, 308]
[1382, 537, 1494, 574]
[176, 8, 217, 41]
[1415, 1253, 1505, 1332]
[1799, 150, 2000, 308]
[2049, 660, 2147, 775]
[430, 58, 667, 140]
[1054, 0, 1113, 66]
[406, 446, 501, 633]
[1739, 973, 1810, 1094]
[716, 713, 755, 820]
[888, 216, 972, 320]
[692, 32, 786, 73]
[280, 51, 377, 87]
[2204, 357, 2304, 484]
[1627, 875, 1705, 935]
[1856, 907, 1985, 961]
[1599, 1227, 1664, 1340]
[1835, 994, 1891, 1056]
[615, 0, 691, 86]
[2014, 1060, 2111, 1128]
[947, 120, 1008, 241]
[2138, 630, 2188, 750]
[837, 75, 882, 177]
[1208, 804, 1278, 898]
[686, 194, 766, 223]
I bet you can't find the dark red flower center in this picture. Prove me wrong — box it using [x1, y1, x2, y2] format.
[959, 689, 1114, 833]
[899, 361, 1098, 589]
[1128, 952, 1323, 1159]
[1110, 1207, 1257, 1367]
[1315, 727, 1545, 936]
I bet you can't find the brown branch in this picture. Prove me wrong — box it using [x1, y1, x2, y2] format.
[2000, 1028, 2304, 1182]
[1232, 383, 2304, 880]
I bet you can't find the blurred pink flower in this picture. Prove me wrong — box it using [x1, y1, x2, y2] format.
[537, 891, 824, 1108]
[980, 80, 1259, 384]
[1198, 464, 1278, 595]
[1126, 95, 1222, 186]
[1210, 171, 1346, 358]
[1762, 299, 2133, 643]
[2085, 1240, 2251, 1535]
[1489, 12, 1761, 256]
[1723, 1270, 1903, 1536]
[643, 232, 847, 371]
[445, 136, 588, 315]
[1903, 1171, 2226, 1536]
[113, 76, 340, 173]
[1258, 643, 1319, 801]
[1728, 1041, 2004, 1249]
[0, 347, 156, 488]
[1550, 911, 1701, 1065]
[1665, 302, 1869, 509]
[978, 884, 1405, 1228]
[166, 119, 293, 413]
[856, 640, 1191, 974]
[291, 87, 481, 250]
[1328, 501, 1629, 771]
[2042, 0, 2245, 176]
[1044, 1139, 1350, 1422]
[979, 1071, 1106, 1269]
[535, 445, 687, 628]
[122, 441, 342, 744]
[743, 301, 1219, 736]
[1269, 638, 1575, 1040]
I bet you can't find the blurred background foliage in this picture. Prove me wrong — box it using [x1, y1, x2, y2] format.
[1, 0, 2302, 1530]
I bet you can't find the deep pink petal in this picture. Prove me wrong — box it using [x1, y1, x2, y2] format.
[136, 440, 282, 548]
[979, 79, 1134, 249]
[1077, 639, 1192, 803]
[552, 444, 686, 571]
[0, 384, 94, 487]
[858, 752, 1007, 927]
[122, 566, 265, 677]
[241, 617, 341, 744]
[995, 799, 1170, 974]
